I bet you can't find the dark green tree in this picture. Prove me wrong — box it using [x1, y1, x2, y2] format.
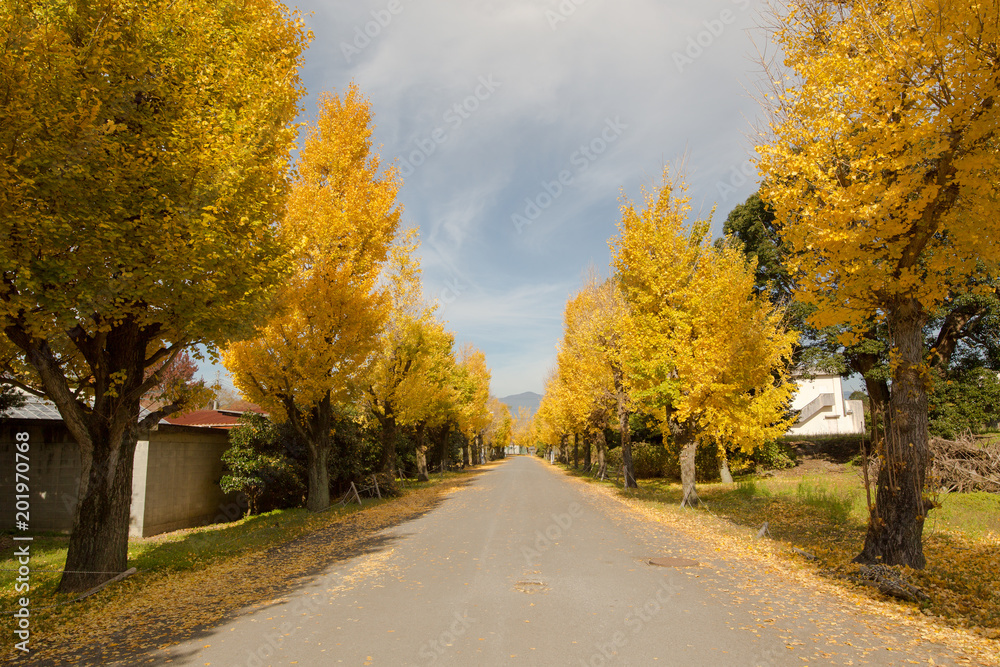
[221, 413, 306, 516]
[928, 367, 1000, 439]
[0, 384, 25, 416]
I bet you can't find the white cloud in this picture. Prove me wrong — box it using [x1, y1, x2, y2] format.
[208, 0, 771, 400]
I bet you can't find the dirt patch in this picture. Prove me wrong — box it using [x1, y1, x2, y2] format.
[784, 436, 863, 464]
[770, 456, 853, 479]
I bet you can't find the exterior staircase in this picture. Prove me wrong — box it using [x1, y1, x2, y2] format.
[796, 392, 836, 424]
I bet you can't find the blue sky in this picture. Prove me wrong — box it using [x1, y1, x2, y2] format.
[204, 0, 769, 398]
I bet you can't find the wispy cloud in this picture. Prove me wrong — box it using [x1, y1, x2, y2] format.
[218, 0, 768, 396]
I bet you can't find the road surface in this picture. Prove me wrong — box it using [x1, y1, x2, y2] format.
[163, 456, 964, 666]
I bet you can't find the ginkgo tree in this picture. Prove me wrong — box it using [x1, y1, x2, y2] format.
[483, 396, 513, 460]
[395, 318, 457, 481]
[612, 171, 796, 506]
[0, 0, 308, 592]
[534, 369, 571, 462]
[456, 344, 492, 466]
[224, 86, 399, 512]
[365, 233, 437, 482]
[557, 273, 627, 480]
[757, 0, 1000, 567]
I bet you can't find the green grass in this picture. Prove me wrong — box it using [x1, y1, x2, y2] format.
[795, 481, 856, 524]
[0, 503, 371, 614]
[734, 478, 769, 500]
[696, 469, 997, 538]
[926, 489, 1000, 538]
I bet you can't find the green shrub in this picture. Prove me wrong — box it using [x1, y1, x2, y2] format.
[221, 413, 306, 515]
[605, 445, 622, 474]
[748, 440, 797, 471]
[605, 440, 722, 481]
[631, 441, 671, 478]
[929, 366, 1000, 439]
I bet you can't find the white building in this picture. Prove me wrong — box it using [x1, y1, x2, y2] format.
[786, 372, 866, 437]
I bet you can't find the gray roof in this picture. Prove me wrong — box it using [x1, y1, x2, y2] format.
[5, 394, 164, 424]
[7, 395, 63, 421]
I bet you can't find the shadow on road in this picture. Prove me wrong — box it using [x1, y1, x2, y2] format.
[21, 469, 489, 667]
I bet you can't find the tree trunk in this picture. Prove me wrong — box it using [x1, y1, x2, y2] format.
[304, 394, 333, 512]
[415, 422, 429, 482]
[462, 438, 471, 467]
[306, 443, 331, 512]
[851, 346, 891, 437]
[29, 320, 153, 594]
[612, 367, 637, 488]
[595, 429, 607, 479]
[60, 416, 139, 592]
[677, 423, 701, 507]
[855, 301, 931, 568]
[584, 435, 592, 472]
[620, 430, 636, 487]
[379, 402, 398, 479]
[573, 433, 579, 469]
[864, 376, 891, 435]
[680, 439, 700, 507]
[720, 456, 733, 484]
[439, 422, 451, 471]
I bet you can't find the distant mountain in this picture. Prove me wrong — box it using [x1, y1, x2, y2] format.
[499, 391, 542, 418]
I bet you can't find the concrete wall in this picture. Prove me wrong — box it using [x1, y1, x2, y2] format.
[131, 427, 235, 537]
[1, 420, 237, 537]
[0, 421, 81, 532]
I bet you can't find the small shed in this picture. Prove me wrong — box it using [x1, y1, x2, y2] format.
[0, 396, 240, 537]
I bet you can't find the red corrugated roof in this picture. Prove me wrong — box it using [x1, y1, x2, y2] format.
[164, 410, 243, 429]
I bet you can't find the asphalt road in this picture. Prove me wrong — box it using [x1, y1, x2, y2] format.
[166, 456, 964, 666]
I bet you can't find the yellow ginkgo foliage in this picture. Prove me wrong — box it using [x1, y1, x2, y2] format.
[224, 85, 399, 512]
[456, 343, 492, 466]
[757, 0, 1000, 568]
[0, 0, 308, 592]
[395, 319, 458, 480]
[365, 232, 454, 482]
[613, 170, 796, 506]
[557, 273, 629, 480]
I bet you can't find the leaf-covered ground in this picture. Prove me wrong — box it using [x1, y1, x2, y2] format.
[2, 472, 481, 665]
[560, 460, 1000, 666]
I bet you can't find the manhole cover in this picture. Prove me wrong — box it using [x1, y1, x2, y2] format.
[514, 580, 548, 593]
[647, 557, 699, 568]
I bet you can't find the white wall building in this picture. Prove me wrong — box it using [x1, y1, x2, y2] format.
[786, 372, 866, 437]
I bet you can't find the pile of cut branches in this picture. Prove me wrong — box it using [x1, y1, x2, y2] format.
[930, 436, 1000, 493]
